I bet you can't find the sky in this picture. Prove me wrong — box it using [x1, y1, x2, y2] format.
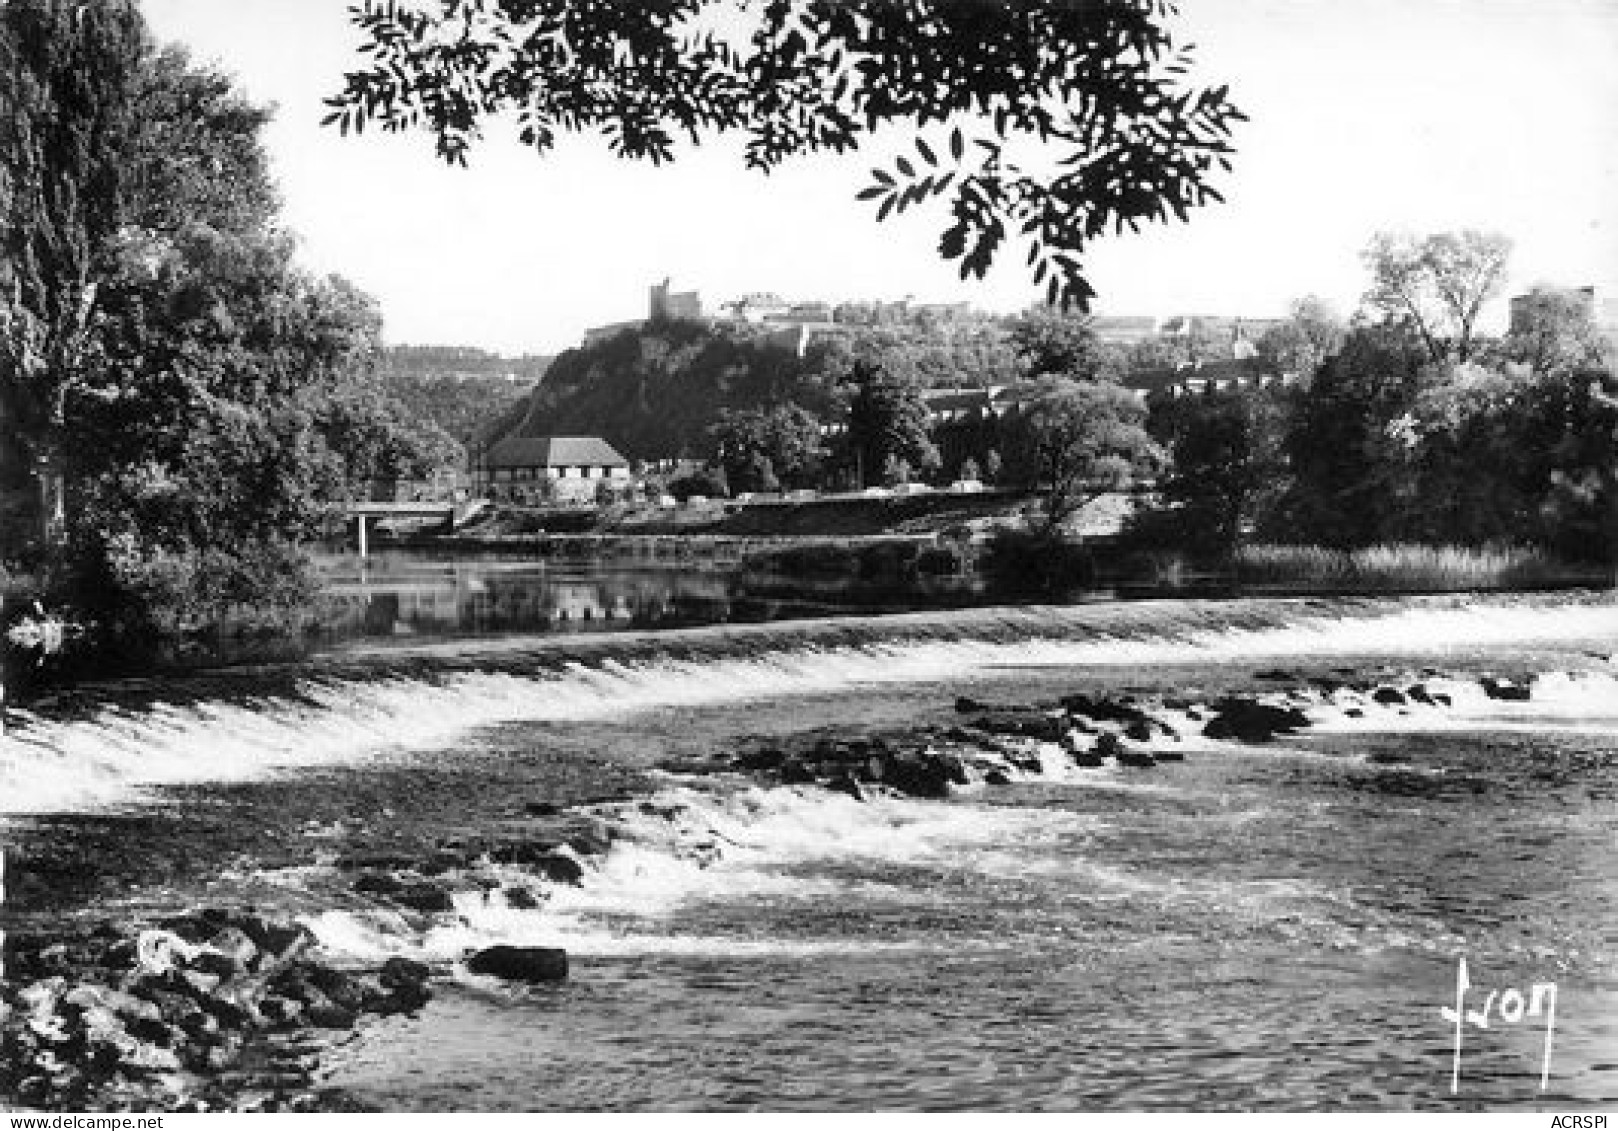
[141, 0, 1618, 356]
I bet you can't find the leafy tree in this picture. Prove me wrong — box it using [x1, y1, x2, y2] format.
[845, 360, 940, 488]
[1011, 310, 1125, 381]
[1, 0, 146, 553]
[325, 0, 1244, 308]
[127, 45, 281, 236]
[1402, 361, 1616, 559]
[709, 404, 826, 491]
[64, 220, 458, 633]
[1002, 379, 1161, 534]
[1361, 230, 1512, 364]
[1149, 388, 1286, 559]
[1256, 295, 1346, 380]
[1270, 324, 1428, 546]
[3, 14, 457, 640]
[1118, 326, 1232, 375]
[668, 464, 729, 501]
[831, 320, 1024, 390]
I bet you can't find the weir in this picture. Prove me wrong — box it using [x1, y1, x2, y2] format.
[1, 594, 1614, 819]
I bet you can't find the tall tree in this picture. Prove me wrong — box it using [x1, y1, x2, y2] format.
[1002, 379, 1161, 534]
[324, 0, 1244, 309]
[1403, 360, 1617, 559]
[4, 16, 457, 637]
[1010, 310, 1124, 382]
[1151, 388, 1285, 559]
[710, 404, 826, 491]
[845, 360, 939, 488]
[1361, 230, 1512, 364]
[1270, 324, 1428, 547]
[0, 0, 146, 549]
[1256, 295, 1346, 381]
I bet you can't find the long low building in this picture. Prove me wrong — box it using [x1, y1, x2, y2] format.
[475, 436, 632, 503]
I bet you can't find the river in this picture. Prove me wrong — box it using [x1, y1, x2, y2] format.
[1, 562, 1615, 1111]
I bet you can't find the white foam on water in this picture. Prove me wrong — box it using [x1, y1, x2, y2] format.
[1308, 670, 1618, 738]
[301, 781, 1114, 962]
[297, 774, 1416, 974]
[3, 598, 1615, 816]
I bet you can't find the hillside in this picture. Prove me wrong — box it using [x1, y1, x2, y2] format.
[505, 320, 844, 461]
[379, 346, 552, 445]
[488, 315, 1034, 461]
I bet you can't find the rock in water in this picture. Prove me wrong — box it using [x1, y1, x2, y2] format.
[980, 714, 1064, 741]
[1480, 677, 1531, 701]
[379, 957, 429, 990]
[1201, 697, 1311, 743]
[529, 853, 585, 886]
[465, 946, 569, 984]
[1064, 733, 1105, 768]
[877, 746, 964, 798]
[392, 882, 456, 914]
[505, 886, 542, 910]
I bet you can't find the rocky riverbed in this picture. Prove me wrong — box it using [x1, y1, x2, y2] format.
[4, 658, 1563, 1113]
[660, 667, 1532, 801]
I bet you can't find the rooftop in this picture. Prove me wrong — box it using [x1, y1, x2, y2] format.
[485, 436, 628, 469]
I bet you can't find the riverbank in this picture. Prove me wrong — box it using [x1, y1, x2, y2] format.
[3, 593, 1615, 1110]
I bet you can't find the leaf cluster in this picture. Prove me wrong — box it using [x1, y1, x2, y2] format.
[325, 0, 1243, 307]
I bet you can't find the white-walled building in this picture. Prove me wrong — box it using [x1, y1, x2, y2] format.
[476, 436, 631, 503]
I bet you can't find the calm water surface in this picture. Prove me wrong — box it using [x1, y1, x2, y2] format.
[313, 549, 982, 647]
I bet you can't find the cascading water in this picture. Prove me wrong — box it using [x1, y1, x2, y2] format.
[2, 592, 1615, 1111]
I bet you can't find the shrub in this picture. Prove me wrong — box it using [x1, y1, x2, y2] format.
[980, 528, 1094, 595]
[58, 532, 319, 655]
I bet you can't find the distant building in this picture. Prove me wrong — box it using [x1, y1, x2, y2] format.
[921, 387, 997, 425]
[1510, 285, 1618, 342]
[757, 320, 849, 357]
[581, 278, 704, 346]
[919, 385, 1039, 424]
[766, 301, 836, 325]
[476, 436, 631, 503]
[649, 277, 702, 321]
[1087, 315, 1159, 345]
[721, 292, 790, 322]
[1124, 356, 1292, 399]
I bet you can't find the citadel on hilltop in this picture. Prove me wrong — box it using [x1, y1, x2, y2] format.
[580, 277, 1286, 360]
[582, 278, 974, 354]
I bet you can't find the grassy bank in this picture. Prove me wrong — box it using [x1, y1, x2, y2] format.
[1230, 543, 1606, 593]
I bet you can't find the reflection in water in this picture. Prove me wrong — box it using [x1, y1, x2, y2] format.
[315, 550, 980, 646]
